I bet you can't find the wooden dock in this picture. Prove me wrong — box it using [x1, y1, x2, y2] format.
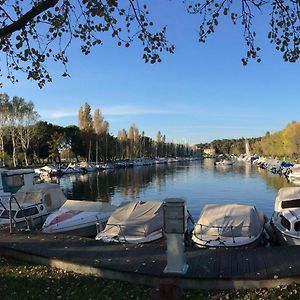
[0, 228, 299, 289]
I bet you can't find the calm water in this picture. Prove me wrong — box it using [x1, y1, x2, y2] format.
[58, 159, 294, 220]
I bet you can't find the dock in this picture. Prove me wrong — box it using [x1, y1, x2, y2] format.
[0, 228, 300, 290]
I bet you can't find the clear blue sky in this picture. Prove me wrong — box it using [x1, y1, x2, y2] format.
[1, 1, 299, 144]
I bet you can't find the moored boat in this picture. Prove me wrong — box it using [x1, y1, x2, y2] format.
[42, 200, 117, 237]
[0, 183, 66, 229]
[270, 187, 300, 245]
[95, 201, 163, 244]
[192, 203, 266, 248]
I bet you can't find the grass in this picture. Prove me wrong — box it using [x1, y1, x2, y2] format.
[1, 256, 300, 300]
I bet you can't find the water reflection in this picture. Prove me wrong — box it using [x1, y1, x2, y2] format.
[58, 159, 293, 219]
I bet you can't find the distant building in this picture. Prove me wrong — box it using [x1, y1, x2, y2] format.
[203, 147, 216, 157]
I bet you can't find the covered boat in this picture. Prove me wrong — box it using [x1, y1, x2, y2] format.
[95, 201, 163, 243]
[192, 204, 266, 248]
[0, 183, 66, 228]
[42, 200, 116, 237]
[270, 187, 300, 245]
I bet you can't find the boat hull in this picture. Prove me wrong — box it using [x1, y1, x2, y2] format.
[272, 224, 300, 246]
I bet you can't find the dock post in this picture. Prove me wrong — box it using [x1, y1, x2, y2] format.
[163, 198, 188, 274]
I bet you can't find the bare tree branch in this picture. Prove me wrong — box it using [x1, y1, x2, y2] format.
[0, 0, 59, 38]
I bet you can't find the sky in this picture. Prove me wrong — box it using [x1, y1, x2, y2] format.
[1, 1, 299, 145]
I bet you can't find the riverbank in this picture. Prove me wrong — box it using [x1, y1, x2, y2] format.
[1, 256, 300, 300]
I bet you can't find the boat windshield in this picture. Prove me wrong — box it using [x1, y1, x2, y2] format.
[0, 209, 16, 219]
[282, 199, 300, 209]
[1, 174, 24, 194]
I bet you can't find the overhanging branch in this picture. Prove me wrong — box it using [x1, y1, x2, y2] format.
[0, 0, 59, 38]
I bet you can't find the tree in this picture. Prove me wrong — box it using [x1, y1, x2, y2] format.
[17, 101, 39, 166]
[78, 102, 93, 161]
[0, 0, 173, 88]
[0, 93, 10, 166]
[1, 1, 300, 88]
[93, 108, 109, 162]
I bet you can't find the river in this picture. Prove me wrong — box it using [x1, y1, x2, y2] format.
[58, 159, 294, 220]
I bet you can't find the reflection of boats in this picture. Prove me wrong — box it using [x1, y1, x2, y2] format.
[0, 183, 66, 228]
[95, 201, 163, 243]
[192, 204, 266, 248]
[270, 187, 300, 245]
[43, 200, 117, 237]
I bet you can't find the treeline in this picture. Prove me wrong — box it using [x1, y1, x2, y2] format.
[251, 122, 300, 160]
[196, 121, 300, 161]
[0, 95, 197, 167]
[196, 137, 261, 156]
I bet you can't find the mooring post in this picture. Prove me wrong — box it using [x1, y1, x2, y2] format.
[163, 198, 189, 274]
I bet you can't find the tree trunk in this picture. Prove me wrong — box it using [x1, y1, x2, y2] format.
[24, 150, 29, 166]
[0, 134, 4, 167]
[95, 139, 98, 165]
[12, 132, 17, 167]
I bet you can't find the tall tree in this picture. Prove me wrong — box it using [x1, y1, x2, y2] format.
[0, 94, 10, 166]
[78, 102, 94, 161]
[18, 101, 39, 166]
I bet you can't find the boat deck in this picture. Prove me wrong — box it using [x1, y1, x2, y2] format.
[0, 227, 300, 289]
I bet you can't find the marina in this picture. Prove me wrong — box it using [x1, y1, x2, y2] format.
[1, 158, 300, 290]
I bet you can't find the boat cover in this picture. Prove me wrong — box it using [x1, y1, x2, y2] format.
[61, 200, 116, 212]
[193, 204, 265, 238]
[275, 187, 300, 212]
[15, 183, 66, 211]
[97, 201, 163, 240]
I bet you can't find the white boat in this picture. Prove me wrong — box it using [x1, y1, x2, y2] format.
[35, 164, 61, 177]
[215, 159, 233, 166]
[79, 162, 97, 172]
[192, 203, 266, 248]
[0, 183, 66, 228]
[42, 200, 117, 237]
[95, 201, 163, 244]
[270, 187, 300, 245]
[287, 165, 300, 184]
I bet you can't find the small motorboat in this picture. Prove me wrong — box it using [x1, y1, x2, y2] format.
[42, 200, 117, 237]
[214, 159, 233, 166]
[270, 187, 300, 245]
[0, 183, 66, 229]
[95, 201, 164, 244]
[192, 203, 266, 248]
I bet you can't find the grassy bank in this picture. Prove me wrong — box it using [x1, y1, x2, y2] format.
[1, 256, 300, 300]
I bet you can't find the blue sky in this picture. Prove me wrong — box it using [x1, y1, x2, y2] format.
[1, 1, 299, 144]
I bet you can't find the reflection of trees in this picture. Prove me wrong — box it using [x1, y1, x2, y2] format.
[59, 162, 192, 203]
[255, 168, 293, 191]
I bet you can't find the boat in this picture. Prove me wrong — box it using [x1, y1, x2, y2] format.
[192, 203, 266, 248]
[79, 162, 97, 172]
[95, 201, 164, 244]
[287, 165, 300, 184]
[0, 183, 66, 229]
[270, 187, 300, 245]
[42, 200, 117, 237]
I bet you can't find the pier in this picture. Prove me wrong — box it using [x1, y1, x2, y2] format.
[0, 228, 300, 290]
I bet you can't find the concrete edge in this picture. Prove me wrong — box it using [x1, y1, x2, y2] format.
[1, 246, 300, 290]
